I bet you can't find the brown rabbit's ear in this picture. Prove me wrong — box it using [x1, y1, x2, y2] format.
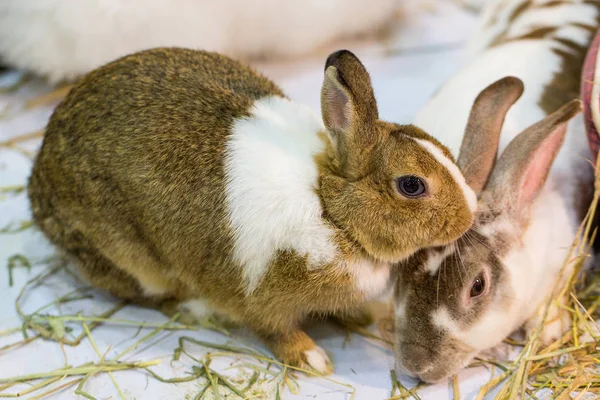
[457, 76, 524, 195]
[321, 50, 379, 176]
[485, 100, 582, 222]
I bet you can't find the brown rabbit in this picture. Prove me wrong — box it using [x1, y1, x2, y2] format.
[28, 47, 476, 373]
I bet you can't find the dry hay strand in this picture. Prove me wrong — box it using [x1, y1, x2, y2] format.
[0, 258, 358, 399]
[0, 130, 44, 148]
[0, 130, 44, 160]
[24, 84, 72, 110]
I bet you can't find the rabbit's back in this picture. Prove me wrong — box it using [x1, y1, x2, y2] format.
[29, 48, 286, 298]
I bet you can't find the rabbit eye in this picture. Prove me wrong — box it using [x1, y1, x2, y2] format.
[470, 275, 486, 298]
[396, 175, 426, 198]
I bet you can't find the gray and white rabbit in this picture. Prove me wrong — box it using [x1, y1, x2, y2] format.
[393, 0, 599, 382]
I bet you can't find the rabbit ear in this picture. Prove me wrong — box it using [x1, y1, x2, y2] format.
[457, 76, 524, 195]
[321, 50, 379, 177]
[484, 100, 582, 221]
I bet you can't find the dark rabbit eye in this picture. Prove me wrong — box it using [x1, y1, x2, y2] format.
[470, 275, 486, 298]
[396, 175, 426, 198]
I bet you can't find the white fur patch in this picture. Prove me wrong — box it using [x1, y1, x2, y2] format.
[344, 258, 392, 298]
[412, 138, 477, 213]
[431, 190, 581, 351]
[394, 295, 407, 321]
[304, 346, 331, 374]
[431, 307, 461, 336]
[178, 299, 214, 320]
[499, 187, 578, 326]
[225, 96, 339, 292]
[424, 246, 455, 275]
[477, 216, 515, 241]
[432, 305, 509, 351]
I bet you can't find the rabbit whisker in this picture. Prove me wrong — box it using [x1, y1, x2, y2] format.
[464, 230, 493, 252]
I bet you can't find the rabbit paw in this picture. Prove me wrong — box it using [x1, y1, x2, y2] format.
[302, 346, 334, 375]
[267, 330, 334, 375]
[525, 301, 571, 346]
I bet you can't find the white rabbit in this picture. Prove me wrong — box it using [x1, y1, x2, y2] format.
[0, 0, 398, 83]
[393, 0, 600, 382]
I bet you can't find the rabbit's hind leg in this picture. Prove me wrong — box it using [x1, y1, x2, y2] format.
[329, 306, 374, 328]
[68, 244, 169, 309]
[69, 247, 224, 329]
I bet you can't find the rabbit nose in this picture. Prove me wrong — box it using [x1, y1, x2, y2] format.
[397, 343, 435, 377]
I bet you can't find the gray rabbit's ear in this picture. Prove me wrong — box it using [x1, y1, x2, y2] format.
[457, 76, 524, 195]
[484, 100, 581, 223]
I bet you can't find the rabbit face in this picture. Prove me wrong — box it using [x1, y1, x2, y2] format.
[393, 214, 516, 383]
[317, 51, 477, 264]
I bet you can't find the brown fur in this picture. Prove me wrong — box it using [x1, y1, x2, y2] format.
[317, 120, 474, 262]
[318, 50, 473, 261]
[28, 47, 474, 373]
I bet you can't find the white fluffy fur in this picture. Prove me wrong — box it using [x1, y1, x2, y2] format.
[414, 0, 598, 351]
[424, 246, 455, 275]
[303, 346, 331, 374]
[0, 0, 398, 82]
[394, 291, 407, 321]
[342, 258, 392, 299]
[179, 299, 215, 320]
[139, 279, 170, 297]
[225, 96, 339, 292]
[412, 138, 478, 213]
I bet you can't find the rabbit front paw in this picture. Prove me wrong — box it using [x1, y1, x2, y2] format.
[266, 329, 333, 375]
[302, 346, 333, 375]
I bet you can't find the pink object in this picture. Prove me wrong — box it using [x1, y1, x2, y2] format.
[582, 28, 600, 164]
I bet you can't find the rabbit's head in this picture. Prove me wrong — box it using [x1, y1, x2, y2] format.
[318, 50, 478, 263]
